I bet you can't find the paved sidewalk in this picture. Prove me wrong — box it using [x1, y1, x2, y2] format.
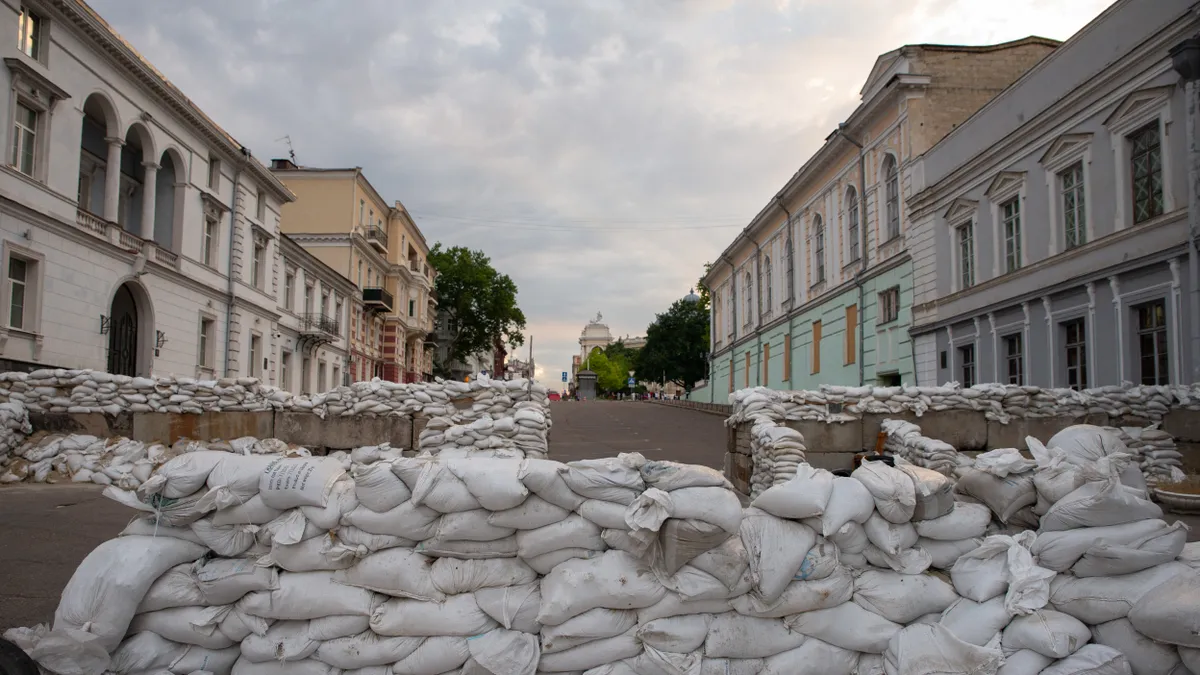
[547, 400, 727, 468]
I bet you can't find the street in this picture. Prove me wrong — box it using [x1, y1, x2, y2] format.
[0, 402, 727, 631]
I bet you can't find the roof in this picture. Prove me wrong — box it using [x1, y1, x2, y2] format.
[60, 0, 295, 202]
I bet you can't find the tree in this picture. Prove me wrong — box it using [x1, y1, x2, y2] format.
[696, 262, 713, 310]
[427, 244, 526, 377]
[635, 297, 710, 392]
[583, 346, 634, 394]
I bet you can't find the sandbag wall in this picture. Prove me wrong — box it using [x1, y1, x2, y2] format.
[9, 435, 1200, 675]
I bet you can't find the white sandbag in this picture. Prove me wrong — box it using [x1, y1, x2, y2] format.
[519, 459, 587, 511]
[258, 457, 346, 510]
[951, 532, 1054, 615]
[635, 613, 712, 653]
[1040, 474, 1162, 532]
[1180, 647, 1200, 673]
[445, 457, 530, 510]
[431, 557, 538, 595]
[297, 479, 358, 530]
[190, 519, 259, 557]
[855, 653, 886, 675]
[641, 460, 729, 491]
[760, 637, 859, 675]
[350, 460, 411, 512]
[1090, 618, 1187, 675]
[955, 468, 1036, 524]
[940, 596, 1013, 647]
[658, 517, 731, 576]
[751, 464, 834, 519]
[882, 623, 1002, 675]
[704, 614, 807, 659]
[333, 548, 442, 601]
[996, 649, 1055, 675]
[211, 495, 284, 526]
[119, 515, 207, 545]
[537, 550, 666, 626]
[913, 502, 991, 541]
[307, 615, 370, 640]
[463, 628, 539, 675]
[391, 636, 470, 675]
[264, 533, 365, 573]
[537, 627, 642, 672]
[862, 544, 932, 576]
[404, 459, 482, 513]
[818, 476, 876, 536]
[1048, 562, 1192, 624]
[1127, 570, 1200, 647]
[562, 455, 645, 505]
[105, 486, 209, 528]
[852, 570, 959, 624]
[1072, 521, 1188, 578]
[138, 451, 230, 499]
[1032, 519, 1177, 572]
[636, 594, 731, 623]
[240, 571, 373, 619]
[580, 499, 635, 530]
[53, 535, 207, 651]
[239, 621, 320, 663]
[730, 565, 854, 618]
[921, 537, 983, 570]
[315, 631, 424, 669]
[1038, 644, 1133, 675]
[138, 563, 205, 613]
[541, 608, 637, 653]
[489, 495, 571, 530]
[863, 513, 918, 556]
[852, 462, 916, 524]
[785, 601, 902, 653]
[827, 521, 869, 554]
[343, 501, 442, 541]
[517, 514, 604, 560]
[525, 547, 602, 575]
[434, 509, 516, 542]
[894, 461, 955, 521]
[128, 605, 239, 649]
[195, 558, 278, 606]
[629, 645, 702, 675]
[739, 508, 816, 603]
[688, 535, 749, 590]
[1047, 426, 1128, 464]
[669, 486, 743, 533]
[109, 631, 238, 675]
[475, 582, 542, 634]
[232, 657, 338, 675]
[370, 593, 498, 637]
[1001, 609, 1091, 658]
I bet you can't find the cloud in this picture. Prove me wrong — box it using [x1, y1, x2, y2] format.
[88, 0, 1111, 388]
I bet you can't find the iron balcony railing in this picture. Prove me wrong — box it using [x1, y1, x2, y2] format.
[362, 286, 394, 312]
[301, 313, 340, 335]
[365, 226, 388, 252]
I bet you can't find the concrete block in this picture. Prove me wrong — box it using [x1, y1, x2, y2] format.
[987, 416, 1085, 451]
[1175, 441, 1200, 473]
[27, 412, 112, 437]
[132, 412, 275, 445]
[1163, 410, 1200, 442]
[916, 410, 988, 451]
[804, 451, 857, 472]
[274, 412, 412, 451]
[413, 414, 431, 448]
[727, 451, 753, 494]
[787, 419, 863, 454]
[861, 412, 920, 452]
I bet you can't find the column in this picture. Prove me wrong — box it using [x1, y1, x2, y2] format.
[140, 162, 158, 241]
[103, 138, 123, 223]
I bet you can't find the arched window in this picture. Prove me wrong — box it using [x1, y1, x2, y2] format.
[813, 215, 825, 283]
[846, 186, 860, 262]
[763, 255, 773, 309]
[785, 232, 795, 301]
[743, 271, 752, 323]
[884, 155, 900, 240]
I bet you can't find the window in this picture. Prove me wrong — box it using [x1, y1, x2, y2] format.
[335, 297, 343, 324]
[1064, 319, 1088, 390]
[251, 238, 266, 289]
[744, 351, 750, 388]
[304, 284, 313, 314]
[249, 335, 262, 378]
[884, 156, 900, 240]
[357, 260, 363, 287]
[280, 350, 292, 390]
[743, 272, 752, 324]
[318, 362, 327, 392]
[1004, 333, 1024, 385]
[207, 156, 220, 190]
[879, 286, 900, 324]
[1061, 163, 1086, 249]
[1002, 197, 1022, 273]
[813, 216, 825, 283]
[408, 298, 415, 317]
[301, 356, 311, 394]
[198, 317, 215, 370]
[762, 342, 770, 386]
[321, 290, 330, 317]
[11, 102, 36, 176]
[17, 7, 41, 60]
[284, 270, 294, 310]
[783, 334, 792, 382]
[202, 215, 218, 267]
[785, 233, 795, 300]
[957, 222, 975, 289]
[256, 190, 266, 221]
[1136, 300, 1169, 385]
[1130, 123, 1163, 224]
[959, 344, 976, 387]
[811, 320, 822, 374]
[762, 256, 772, 310]
[846, 187, 860, 262]
[845, 304, 857, 365]
[8, 257, 26, 330]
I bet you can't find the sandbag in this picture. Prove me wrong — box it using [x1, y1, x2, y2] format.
[1001, 609, 1091, 659]
[562, 455, 645, 505]
[1032, 519, 1176, 572]
[475, 582, 542, 633]
[463, 628, 539, 675]
[951, 532, 1054, 615]
[818, 476, 876, 536]
[883, 623, 1002, 675]
[391, 636, 470, 675]
[333, 548, 443, 601]
[540, 608, 637, 653]
[996, 649, 1054, 675]
[751, 464, 834, 519]
[784, 601, 902, 653]
[1040, 474, 1162, 532]
[635, 613, 712, 653]
[444, 457, 530, 510]
[515, 514, 603, 560]
[640, 460, 730, 491]
[940, 596, 1013, 647]
[669, 486, 743, 533]
[350, 460, 410, 512]
[258, 457, 346, 510]
[863, 513, 918, 556]
[759, 637, 859, 675]
[537, 626, 642, 672]
[852, 570, 959, 624]
[738, 508, 815, 603]
[488, 495, 571, 530]
[1127, 570, 1200, 647]
[109, 631, 238, 675]
[730, 566, 853, 618]
[704, 614, 806, 659]
[315, 631, 423, 669]
[430, 557, 537, 595]
[1049, 562, 1192, 624]
[1038, 644, 1133, 675]
[240, 571, 373, 620]
[894, 461, 954, 521]
[239, 621, 320, 663]
[370, 593, 498, 637]
[921, 537, 983, 570]
[537, 550, 666, 626]
[658, 517, 731, 576]
[1090, 618, 1188, 675]
[955, 468, 1036, 524]
[1072, 521, 1188, 578]
[852, 461, 916, 524]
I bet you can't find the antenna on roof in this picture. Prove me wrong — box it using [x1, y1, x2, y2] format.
[275, 135, 296, 164]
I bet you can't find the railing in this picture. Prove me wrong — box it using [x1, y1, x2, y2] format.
[117, 229, 141, 252]
[408, 259, 420, 273]
[153, 246, 179, 267]
[76, 208, 108, 235]
[365, 226, 388, 252]
[362, 286, 394, 312]
[301, 313, 340, 335]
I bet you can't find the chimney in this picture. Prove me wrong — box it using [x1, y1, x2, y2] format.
[271, 158, 297, 171]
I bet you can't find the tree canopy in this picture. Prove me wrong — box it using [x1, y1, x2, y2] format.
[696, 262, 713, 310]
[427, 244, 526, 377]
[635, 296, 710, 392]
[582, 341, 638, 394]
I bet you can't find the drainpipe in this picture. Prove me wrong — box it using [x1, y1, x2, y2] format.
[718, 251, 737, 403]
[752, 238, 764, 387]
[222, 149, 248, 377]
[1170, 37, 1200, 384]
[838, 123, 869, 387]
[774, 195, 793, 386]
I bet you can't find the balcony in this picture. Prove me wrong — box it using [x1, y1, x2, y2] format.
[362, 286, 394, 313]
[365, 226, 388, 254]
[408, 259, 420, 274]
[301, 313, 340, 336]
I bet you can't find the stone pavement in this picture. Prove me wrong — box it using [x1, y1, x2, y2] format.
[547, 400, 727, 468]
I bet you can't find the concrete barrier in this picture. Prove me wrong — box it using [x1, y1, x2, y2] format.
[274, 413, 412, 452]
[132, 412, 275, 446]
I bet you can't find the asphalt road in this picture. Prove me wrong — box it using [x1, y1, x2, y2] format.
[0, 401, 728, 631]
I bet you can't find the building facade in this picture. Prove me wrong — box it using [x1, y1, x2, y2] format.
[277, 235, 355, 393]
[908, 0, 1200, 389]
[271, 162, 437, 384]
[694, 38, 1059, 403]
[0, 0, 298, 383]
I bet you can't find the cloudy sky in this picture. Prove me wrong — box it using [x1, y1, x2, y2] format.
[91, 0, 1112, 389]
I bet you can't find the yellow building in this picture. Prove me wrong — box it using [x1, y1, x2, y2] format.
[270, 160, 437, 383]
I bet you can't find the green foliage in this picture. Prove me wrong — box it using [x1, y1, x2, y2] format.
[427, 244, 526, 375]
[583, 343, 637, 394]
[696, 262, 713, 310]
[635, 296, 710, 392]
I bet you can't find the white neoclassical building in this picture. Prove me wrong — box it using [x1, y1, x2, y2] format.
[0, 0, 335, 391]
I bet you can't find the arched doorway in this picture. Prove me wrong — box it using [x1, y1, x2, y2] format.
[107, 284, 139, 376]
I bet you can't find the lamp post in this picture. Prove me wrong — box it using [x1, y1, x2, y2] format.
[1171, 35, 1200, 383]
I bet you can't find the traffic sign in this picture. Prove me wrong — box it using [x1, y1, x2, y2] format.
[627, 377, 636, 388]
[562, 371, 568, 382]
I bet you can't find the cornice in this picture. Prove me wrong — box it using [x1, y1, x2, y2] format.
[4, 57, 69, 102]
